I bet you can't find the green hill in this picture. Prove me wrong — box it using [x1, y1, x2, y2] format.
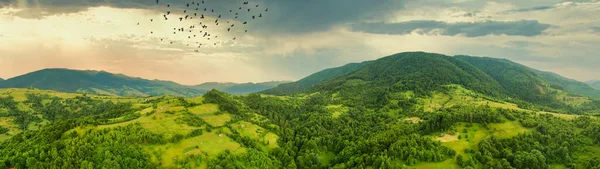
[455, 55, 600, 99]
[0, 68, 206, 97]
[308, 52, 507, 108]
[193, 81, 290, 94]
[588, 80, 600, 90]
[262, 62, 369, 95]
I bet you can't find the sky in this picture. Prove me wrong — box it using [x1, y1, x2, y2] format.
[0, 0, 599, 85]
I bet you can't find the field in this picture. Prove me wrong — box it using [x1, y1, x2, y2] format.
[426, 121, 532, 168]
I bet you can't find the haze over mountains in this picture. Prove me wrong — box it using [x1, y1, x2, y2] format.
[0, 69, 287, 97]
[1, 52, 598, 102]
[588, 80, 600, 90]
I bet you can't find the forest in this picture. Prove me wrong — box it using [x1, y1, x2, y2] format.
[0, 87, 599, 169]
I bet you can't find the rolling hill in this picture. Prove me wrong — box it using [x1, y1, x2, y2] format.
[265, 52, 597, 111]
[0, 68, 206, 97]
[193, 81, 290, 94]
[261, 62, 369, 95]
[588, 80, 600, 90]
[455, 55, 600, 99]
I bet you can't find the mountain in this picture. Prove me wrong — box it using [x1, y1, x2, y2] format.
[534, 71, 600, 98]
[264, 52, 594, 111]
[193, 82, 239, 91]
[194, 81, 290, 94]
[454, 56, 600, 99]
[588, 80, 600, 90]
[262, 62, 369, 95]
[0, 68, 206, 97]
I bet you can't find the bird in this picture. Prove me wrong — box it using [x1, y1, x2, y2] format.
[167, 11, 170, 15]
[243, 21, 247, 24]
[245, 30, 248, 33]
[233, 37, 236, 40]
[256, 5, 259, 7]
[170, 42, 173, 44]
[265, 8, 268, 12]
[215, 19, 218, 23]
[227, 28, 231, 31]
[137, 22, 139, 25]
[186, 3, 189, 7]
[248, 9, 250, 12]
[244, 1, 249, 5]
[161, 39, 163, 41]
[252, 16, 255, 19]
[204, 8, 207, 11]
[218, 15, 221, 18]
[211, 9, 214, 12]
[184, 10, 187, 13]
[167, 4, 170, 7]
[150, 19, 153, 22]
[156, 0, 159, 4]
[259, 13, 262, 17]
[179, 17, 183, 21]
[151, 31, 153, 34]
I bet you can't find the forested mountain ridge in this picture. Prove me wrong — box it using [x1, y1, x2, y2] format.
[455, 55, 600, 99]
[265, 52, 599, 112]
[0, 68, 207, 97]
[193, 81, 290, 94]
[261, 62, 369, 95]
[588, 80, 600, 90]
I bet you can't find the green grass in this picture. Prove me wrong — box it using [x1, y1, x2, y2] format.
[326, 104, 349, 118]
[411, 159, 461, 169]
[231, 121, 279, 148]
[98, 112, 198, 136]
[201, 113, 232, 127]
[189, 104, 219, 115]
[144, 130, 243, 167]
[0, 117, 21, 142]
[318, 151, 335, 165]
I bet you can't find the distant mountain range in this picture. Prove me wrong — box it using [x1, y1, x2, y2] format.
[264, 52, 600, 110]
[0, 69, 287, 97]
[192, 81, 290, 94]
[588, 80, 600, 90]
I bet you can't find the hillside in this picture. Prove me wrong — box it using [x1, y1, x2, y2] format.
[0, 68, 206, 97]
[262, 62, 369, 95]
[588, 80, 600, 90]
[2, 87, 600, 169]
[193, 81, 289, 94]
[308, 52, 508, 108]
[455, 55, 600, 99]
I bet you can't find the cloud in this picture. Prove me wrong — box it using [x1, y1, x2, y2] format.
[503, 6, 554, 13]
[351, 20, 551, 37]
[2, 0, 405, 34]
[592, 26, 600, 33]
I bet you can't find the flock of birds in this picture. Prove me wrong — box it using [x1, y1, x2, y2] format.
[138, 0, 268, 52]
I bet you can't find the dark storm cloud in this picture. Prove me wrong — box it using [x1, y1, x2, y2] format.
[351, 20, 551, 37]
[503, 6, 554, 13]
[592, 26, 600, 33]
[1, 0, 404, 34]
